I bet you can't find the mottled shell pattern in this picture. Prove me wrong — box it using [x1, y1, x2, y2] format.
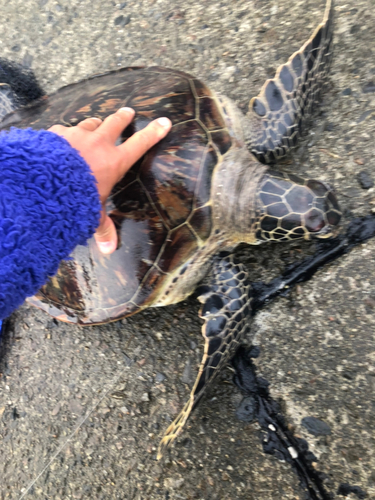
[1, 67, 234, 323]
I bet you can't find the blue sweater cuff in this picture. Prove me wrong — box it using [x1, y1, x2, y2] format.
[0, 128, 101, 319]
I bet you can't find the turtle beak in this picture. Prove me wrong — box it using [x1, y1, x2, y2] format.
[307, 182, 342, 239]
[312, 224, 341, 239]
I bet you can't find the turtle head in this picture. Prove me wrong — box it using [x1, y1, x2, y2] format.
[254, 170, 341, 242]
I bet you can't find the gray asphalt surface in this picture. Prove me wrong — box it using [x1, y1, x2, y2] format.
[0, 0, 375, 499]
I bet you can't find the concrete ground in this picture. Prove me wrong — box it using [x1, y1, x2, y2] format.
[0, 0, 374, 499]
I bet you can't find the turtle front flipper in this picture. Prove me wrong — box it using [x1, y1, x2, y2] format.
[246, 0, 334, 163]
[157, 253, 252, 459]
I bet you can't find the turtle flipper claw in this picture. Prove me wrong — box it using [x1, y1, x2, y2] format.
[157, 253, 253, 459]
[157, 400, 193, 460]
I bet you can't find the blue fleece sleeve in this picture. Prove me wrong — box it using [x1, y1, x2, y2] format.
[0, 128, 101, 319]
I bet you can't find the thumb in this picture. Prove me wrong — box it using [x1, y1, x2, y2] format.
[94, 210, 118, 254]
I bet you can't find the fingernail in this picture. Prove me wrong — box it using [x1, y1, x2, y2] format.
[119, 107, 135, 115]
[97, 240, 116, 254]
[156, 117, 172, 129]
[91, 117, 102, 122]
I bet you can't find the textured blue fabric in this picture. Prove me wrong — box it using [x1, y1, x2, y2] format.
[0, 128, 101, 319]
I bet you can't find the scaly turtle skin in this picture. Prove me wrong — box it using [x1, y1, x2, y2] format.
[0, 0, 339, 458]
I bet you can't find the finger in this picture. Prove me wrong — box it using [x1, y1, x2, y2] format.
[94, 210, 118, 255]
[48, 124, 68, 135]
[77, 117, 102, 131]
[96, 107, 135, 143]
[117, 117, 172, 172]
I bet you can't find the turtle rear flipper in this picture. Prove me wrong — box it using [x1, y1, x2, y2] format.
[0, 58, 44, 121]
[0, 83, 18, 121]
[246, 0, 334, 163]
[157, 253, 253, 459]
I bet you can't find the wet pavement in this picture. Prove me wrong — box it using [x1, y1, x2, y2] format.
[0, 0, 375, 498]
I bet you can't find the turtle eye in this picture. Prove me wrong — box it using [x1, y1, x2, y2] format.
[305, 209, 325, 232]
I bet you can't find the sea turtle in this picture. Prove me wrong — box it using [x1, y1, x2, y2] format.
[0, 0, 340, 458]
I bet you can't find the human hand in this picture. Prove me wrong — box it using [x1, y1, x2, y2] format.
[49, 108, 172, 254]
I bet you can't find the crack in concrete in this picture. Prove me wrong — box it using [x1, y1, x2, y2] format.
[230, 214, 375, 499]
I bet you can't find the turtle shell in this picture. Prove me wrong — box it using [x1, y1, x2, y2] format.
[0, 67, 233, 324]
